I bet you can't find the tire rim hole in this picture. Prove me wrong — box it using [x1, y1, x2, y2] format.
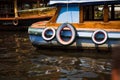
[60, 26, 72, 42]
[94, 32, 105, 42]
[44, 29, 54, 38]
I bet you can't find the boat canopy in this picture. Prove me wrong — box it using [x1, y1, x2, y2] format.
[49, 0, 119, 5]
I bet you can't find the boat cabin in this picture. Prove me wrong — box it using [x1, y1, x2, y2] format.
[50, 0, 120, 23]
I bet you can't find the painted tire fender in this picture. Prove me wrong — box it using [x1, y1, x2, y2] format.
[56, 23, 76, 46]
[13, 18, 18, 26]
[42, 27, 56, 41]
[92, 30, 108, 45]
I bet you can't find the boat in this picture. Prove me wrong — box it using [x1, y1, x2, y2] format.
[28, 0, 120, 50]
[0, 0, 55, 28]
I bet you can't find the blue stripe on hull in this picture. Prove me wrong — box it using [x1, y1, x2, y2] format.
[28, 28, 120, 39]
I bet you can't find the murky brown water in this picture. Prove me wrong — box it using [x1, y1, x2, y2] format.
[0, 31, 112, 80]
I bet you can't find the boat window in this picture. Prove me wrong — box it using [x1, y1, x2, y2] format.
[56, 5, 80, 23]
[84, 5, 104, 21]
[24, 4, 30, 9]
[17, 1, 43, 17]
[108, 5, 112, 19]
[115, 5, 120, 19]
[94, 5, 104, 20]
[0, 2, 14, 18]
[108, 4, 120, 20]
[18, 2, 42, 11]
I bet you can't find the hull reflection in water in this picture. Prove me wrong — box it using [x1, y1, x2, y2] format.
[0, 31, 111, 80]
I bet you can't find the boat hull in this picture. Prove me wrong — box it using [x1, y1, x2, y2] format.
[28, 27, 120, 50]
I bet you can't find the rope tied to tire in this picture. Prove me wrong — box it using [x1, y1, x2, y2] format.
[13, 18, 18, 26]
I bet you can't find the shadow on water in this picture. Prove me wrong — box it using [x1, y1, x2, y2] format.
[0, 31, 112, 80]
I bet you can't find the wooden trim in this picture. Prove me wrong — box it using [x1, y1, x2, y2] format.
[47, 7, 60, 24]
[80, 6, 84, 23]
[111, 5, 115, 20]
[91, 5, 94, 20]
[39, 21, 120, 30]
[104, 5, 109, 22]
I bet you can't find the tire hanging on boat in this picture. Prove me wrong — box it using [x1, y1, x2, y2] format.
[92, 30, 108, 45]
[56, 23, 76, 46]
[42, 27, 56, 41]
[13, 18, 18, 26]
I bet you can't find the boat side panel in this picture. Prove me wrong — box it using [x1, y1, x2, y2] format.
[31, 21, 120, 30]
[28, 28, 120, 49]
[56, 5, 80, 23]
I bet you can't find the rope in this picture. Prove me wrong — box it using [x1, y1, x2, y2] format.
[66, 0, 69, 23]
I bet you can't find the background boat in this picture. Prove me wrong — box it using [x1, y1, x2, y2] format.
[0, 0, 56, 30]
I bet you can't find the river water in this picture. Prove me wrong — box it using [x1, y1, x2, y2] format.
[0, 31, 112, 80]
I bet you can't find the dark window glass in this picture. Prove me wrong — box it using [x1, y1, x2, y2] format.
[115, 5, 120, 19]
[0, 2, 14, 18]
[83, 4, 120, 21]
[94, 5, 103, 20]
[84, 5, 104, 21]
[109, 4, 120, 20]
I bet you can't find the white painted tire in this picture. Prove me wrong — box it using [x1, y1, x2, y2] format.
[92, 30, 108, 45]
[42, 27, 56, 41]
[13, 18, 18, 26]
[56, 23, 76, 46]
